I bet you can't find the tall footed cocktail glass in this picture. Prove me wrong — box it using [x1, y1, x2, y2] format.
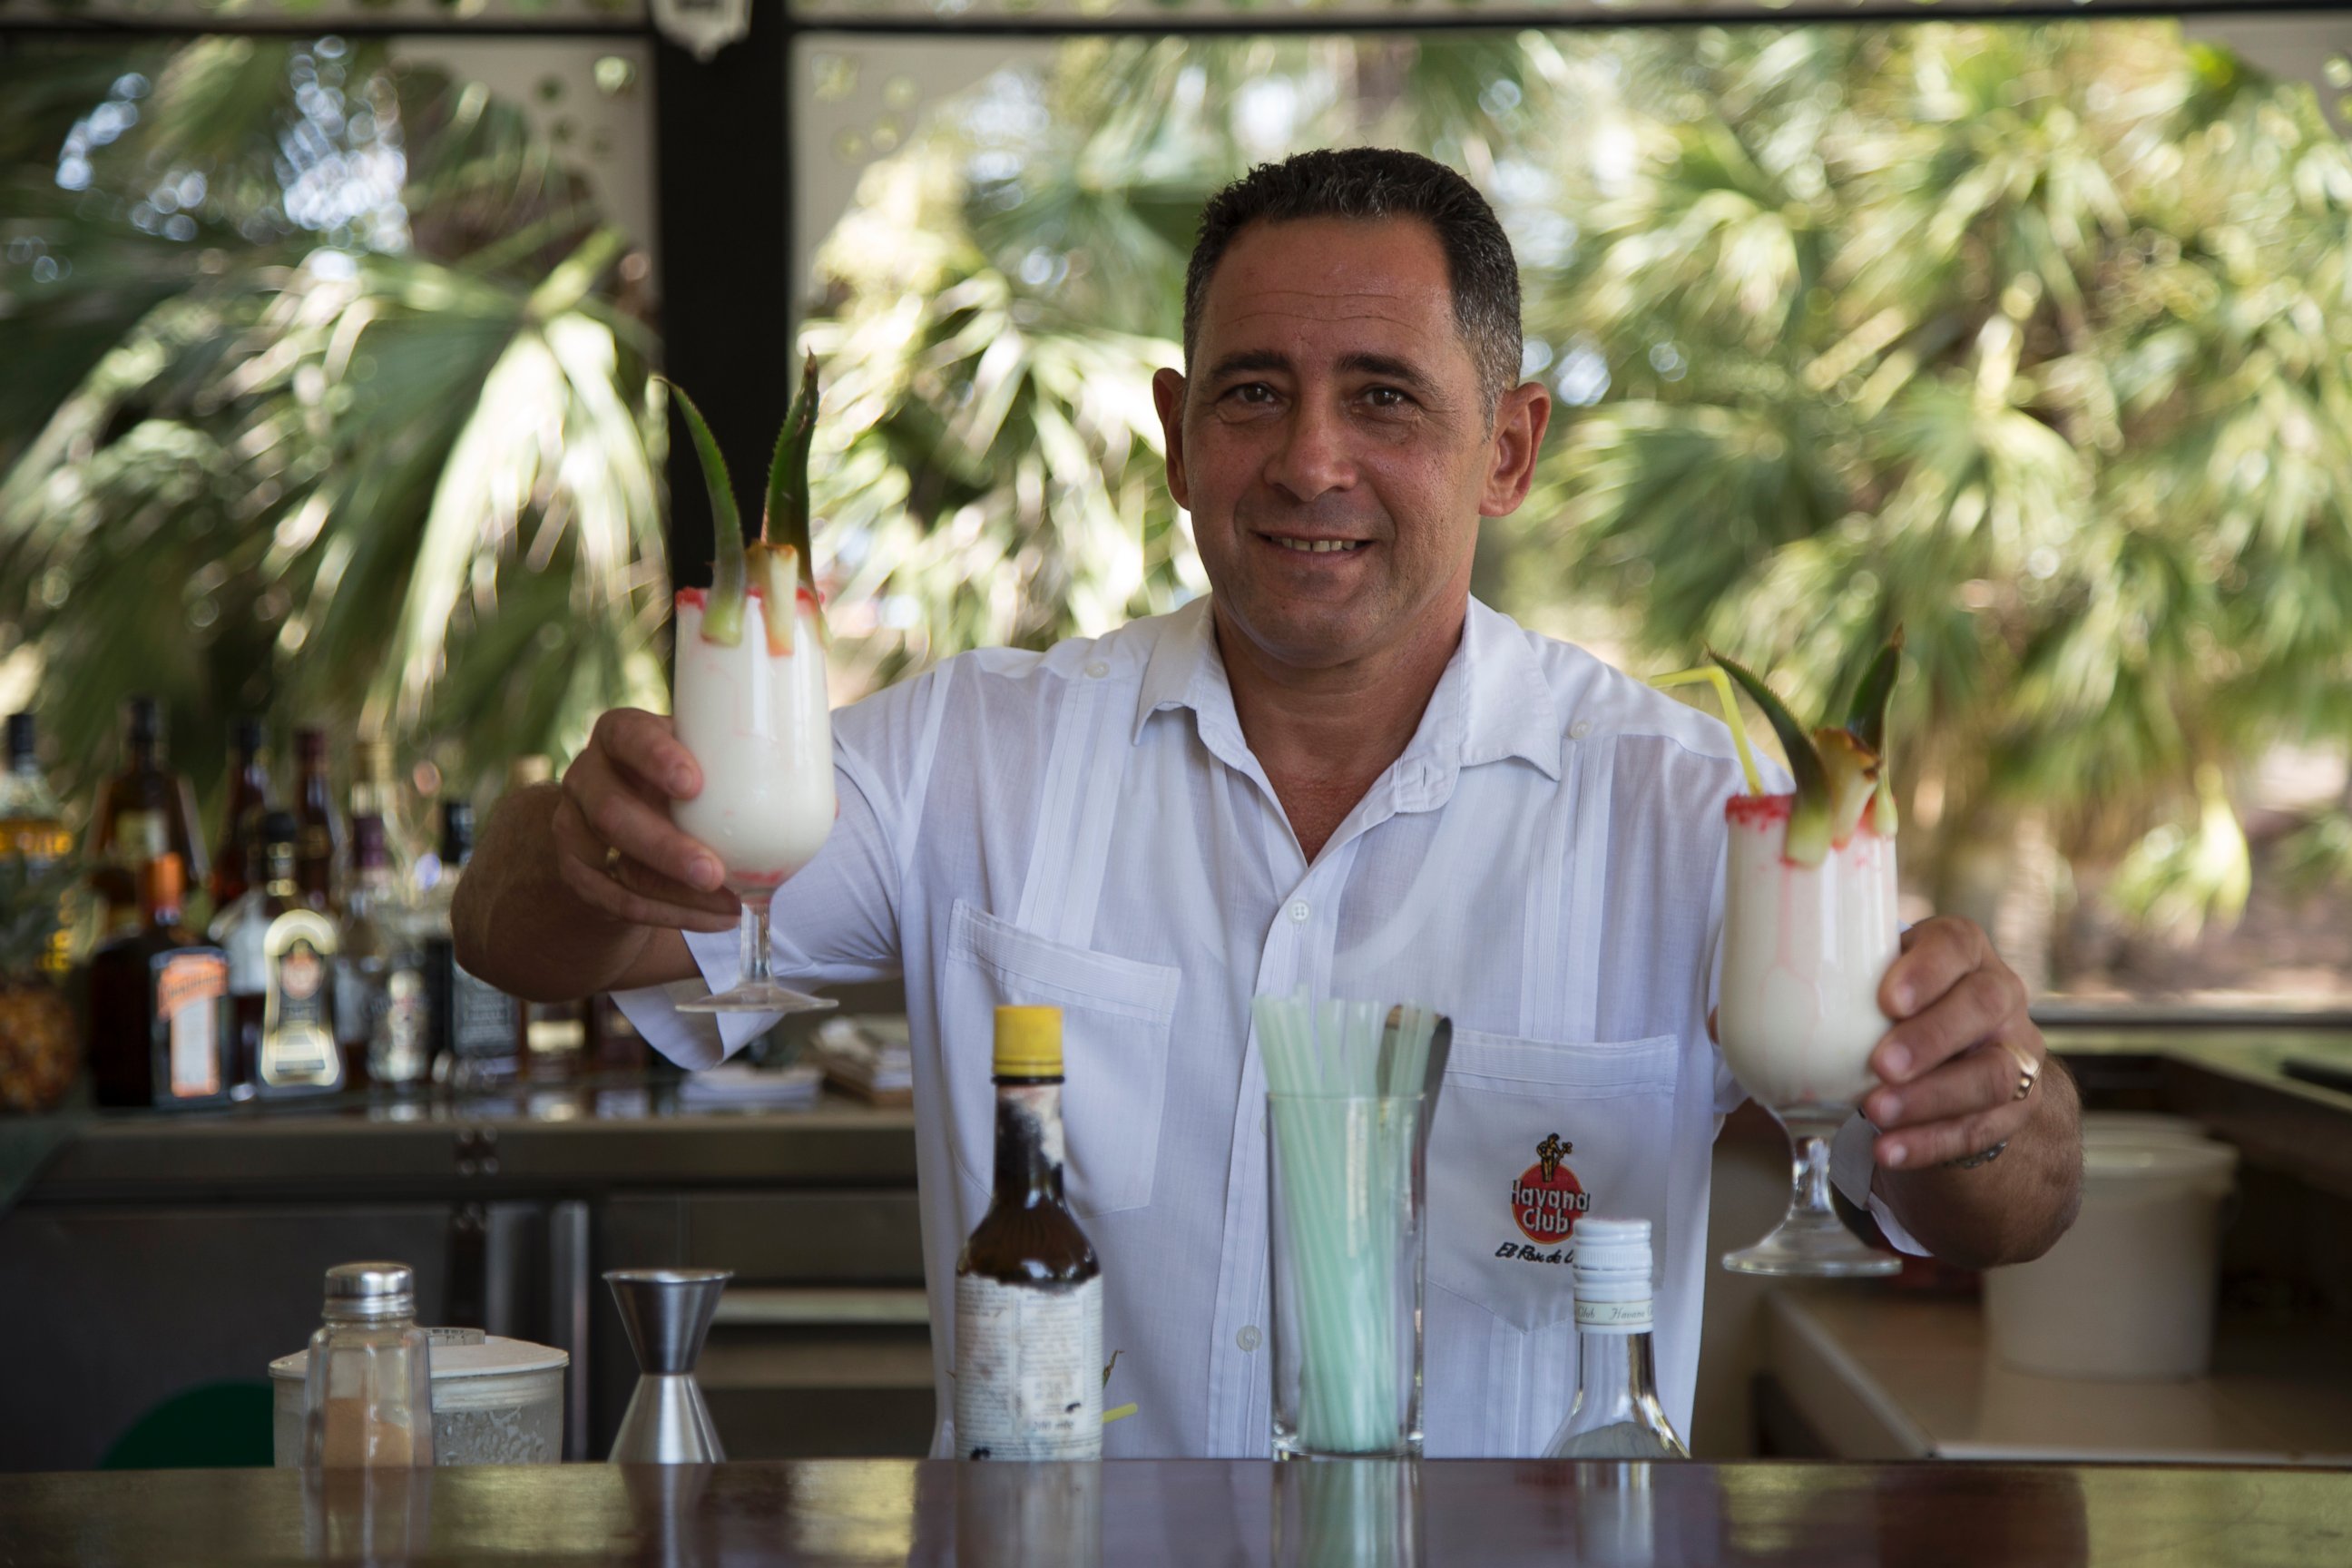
[1717, 792, 1899, 1275]
[662, 359, 837, 1016]
[670, 585, 835, 1015]
[1694, 639, 1907, 1277]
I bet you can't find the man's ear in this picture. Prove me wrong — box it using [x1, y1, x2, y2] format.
[1152, 367, 1191, 512]
[1479, 379, 1553, 518]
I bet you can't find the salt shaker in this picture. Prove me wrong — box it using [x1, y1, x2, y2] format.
[303, 1261, 435, 1467]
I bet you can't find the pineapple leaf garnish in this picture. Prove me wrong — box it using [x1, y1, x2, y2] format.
[1844, 626, 1904, 754]
[745, 544, 799, 657]
[762, 352, 820, 572]
[1712, 650, 1832, 866]
[662, 378, 748, 647]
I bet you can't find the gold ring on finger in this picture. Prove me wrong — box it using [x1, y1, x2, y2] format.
[603, 844, 624, 878]
[1999, 1039, 2041, 1102]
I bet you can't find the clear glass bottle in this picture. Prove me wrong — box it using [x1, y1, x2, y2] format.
[302, 1261, 436, 1468]
[1542, 1217, 1690, 1460]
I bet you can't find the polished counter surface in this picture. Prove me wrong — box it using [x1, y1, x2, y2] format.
[3, 1458, 2348, 1567]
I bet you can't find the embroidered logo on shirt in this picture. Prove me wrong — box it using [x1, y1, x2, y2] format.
[1509, 1132, 1590, 1243]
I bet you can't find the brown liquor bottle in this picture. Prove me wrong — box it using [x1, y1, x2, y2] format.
[90, 697, 207, 942]
[88, 854, 233, 1109]
[952, 1005, 1103, 1461]
[210, 716, 271, 911]
[292, 725, 343, 911]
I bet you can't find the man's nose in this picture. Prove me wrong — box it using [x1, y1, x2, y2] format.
[1261, 395, 1355, 503]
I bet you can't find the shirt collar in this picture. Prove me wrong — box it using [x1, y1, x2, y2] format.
[1131, 594, 1563, 785]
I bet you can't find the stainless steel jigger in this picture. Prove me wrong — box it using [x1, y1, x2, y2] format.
[605, 1268, 732, 1463]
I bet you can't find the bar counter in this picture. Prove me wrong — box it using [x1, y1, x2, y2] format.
[4, 1456, 2348, 1566]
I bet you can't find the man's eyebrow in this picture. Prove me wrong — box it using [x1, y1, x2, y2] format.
[1205, 349, 1294, 381]
[1337, 352, 1436, 390]
[1202, 349, 1438, 390]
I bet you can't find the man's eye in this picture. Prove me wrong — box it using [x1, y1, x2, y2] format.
[1225, 383, 1276, 404]
[1364, 386, 1412, 408]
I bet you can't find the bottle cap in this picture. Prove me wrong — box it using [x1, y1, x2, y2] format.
[123, 695, 161, 745]
[142, 852, 185, 916]
[5, 711, 34, 769]
[323, 1261, 416, 1321]
[993, 1005, 1063, 1078]
[294, 726, 328, 764]
[262, 809, 300, 850]
[1572, 1216, 1655, 1310]
[232, 715, 265, 753]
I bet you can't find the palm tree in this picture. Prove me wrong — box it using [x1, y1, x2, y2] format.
[0, 34, 666, 833]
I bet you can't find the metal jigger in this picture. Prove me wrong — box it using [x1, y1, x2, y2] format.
[605, 1268, 732, 1463]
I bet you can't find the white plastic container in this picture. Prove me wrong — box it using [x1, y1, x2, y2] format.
[272, 1332, 567, 1465]
[1984, 1120, 2238, 1380]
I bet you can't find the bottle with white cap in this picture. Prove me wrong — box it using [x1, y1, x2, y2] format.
[301, 1261, 436, 1468]
[1541, 1217, 1689, 1459]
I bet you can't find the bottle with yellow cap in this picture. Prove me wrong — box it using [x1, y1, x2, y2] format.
[952, 1004, 1103, 1460]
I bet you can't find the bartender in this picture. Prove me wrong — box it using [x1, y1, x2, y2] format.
[456, 148, 2084, 1457]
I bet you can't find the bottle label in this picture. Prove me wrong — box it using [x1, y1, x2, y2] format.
[449, 963, 518, 1062]
[953, 1273, 1103, 1460]
[374, 965, 429, 1084]
[262, 909, 342, 1088]
[155, 951, 227, 1099]
[1574, 1297, 1654, 1333]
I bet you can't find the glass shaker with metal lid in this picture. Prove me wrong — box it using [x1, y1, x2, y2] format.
[302, 1262, 435, 1468]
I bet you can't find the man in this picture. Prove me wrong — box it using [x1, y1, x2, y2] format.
[456, 149, 2082, 1457]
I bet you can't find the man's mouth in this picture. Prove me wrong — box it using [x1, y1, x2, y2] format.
[1261, 534, 1369, 555]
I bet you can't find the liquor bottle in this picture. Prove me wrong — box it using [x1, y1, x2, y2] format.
[422, 799, 519, 1088]
[238, 809, 344, 1097]
[293, 725, 344, 912]
[0, 712, 74, 975]
[953, 1005, 1103, 1461]
[210, 716, 272, 911]
[349, 738, 423, 897]
[88, 853, 233, 1109]
[339, 813, 429, 1091]
[1540, 1218, 1690, 1460]
[90, 696, 208, 942]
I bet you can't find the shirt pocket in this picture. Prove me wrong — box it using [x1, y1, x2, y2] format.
[1424, 1030, 1681, 1334]
[942, 899, 1181, 1218]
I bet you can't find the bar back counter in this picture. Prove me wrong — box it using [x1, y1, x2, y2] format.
[5, 1020, 2352, 1475]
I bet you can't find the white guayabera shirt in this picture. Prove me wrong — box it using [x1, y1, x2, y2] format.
[618, 595, 1919, 1458]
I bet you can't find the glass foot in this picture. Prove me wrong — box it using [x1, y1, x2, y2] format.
[1721, 1209, 1898, 1277]
[678, 984, 838, 1016]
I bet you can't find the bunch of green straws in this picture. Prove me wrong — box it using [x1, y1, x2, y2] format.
[1256, 990, 1441, 1455]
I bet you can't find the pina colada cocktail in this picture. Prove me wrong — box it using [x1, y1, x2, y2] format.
[665, 358, 838, 1016]
[671, 586, 833, 895]
[1714, 639, 1906, 1278]
[1719, 793, 1899, 1113]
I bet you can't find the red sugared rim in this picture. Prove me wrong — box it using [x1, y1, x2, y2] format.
[675, 585, 826, 611]
[1725, 792, 1793, 826]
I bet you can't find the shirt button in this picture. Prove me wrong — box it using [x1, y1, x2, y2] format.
[1288, 900, 1310, 923]
[1085, 661, 1110, 679]
[1570, 720, 1592, 740]
[1237, 1326, 1262, 1352]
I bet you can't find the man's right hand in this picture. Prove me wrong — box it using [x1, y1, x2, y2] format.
[550, 708, 740, 936]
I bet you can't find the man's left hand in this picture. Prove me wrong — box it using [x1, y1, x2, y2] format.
[1861, 916, 2044, 1171]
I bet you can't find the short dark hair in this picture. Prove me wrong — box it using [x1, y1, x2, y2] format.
[1182, 148, 1524, 416]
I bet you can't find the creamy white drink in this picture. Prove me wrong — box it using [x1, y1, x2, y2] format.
[671, 587, 834, 893]
[1718, 792, 1900, 1113]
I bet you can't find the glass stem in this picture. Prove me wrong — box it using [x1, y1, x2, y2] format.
[737, 893, 775, 989]
[1793, 1128, 1838, 1220]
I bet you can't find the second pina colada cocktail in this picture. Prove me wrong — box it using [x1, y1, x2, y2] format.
[1713, 635, 1905, 1277]
[665, 358, 838, 1016]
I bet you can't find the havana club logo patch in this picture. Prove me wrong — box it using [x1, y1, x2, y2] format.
[1510, 1132, 1590, 1244]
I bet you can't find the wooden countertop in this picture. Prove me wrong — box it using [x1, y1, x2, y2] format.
[2, 1458, 2348, 1566]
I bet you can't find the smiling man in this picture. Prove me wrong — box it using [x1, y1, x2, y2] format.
[456, 148, 2082, 1458]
